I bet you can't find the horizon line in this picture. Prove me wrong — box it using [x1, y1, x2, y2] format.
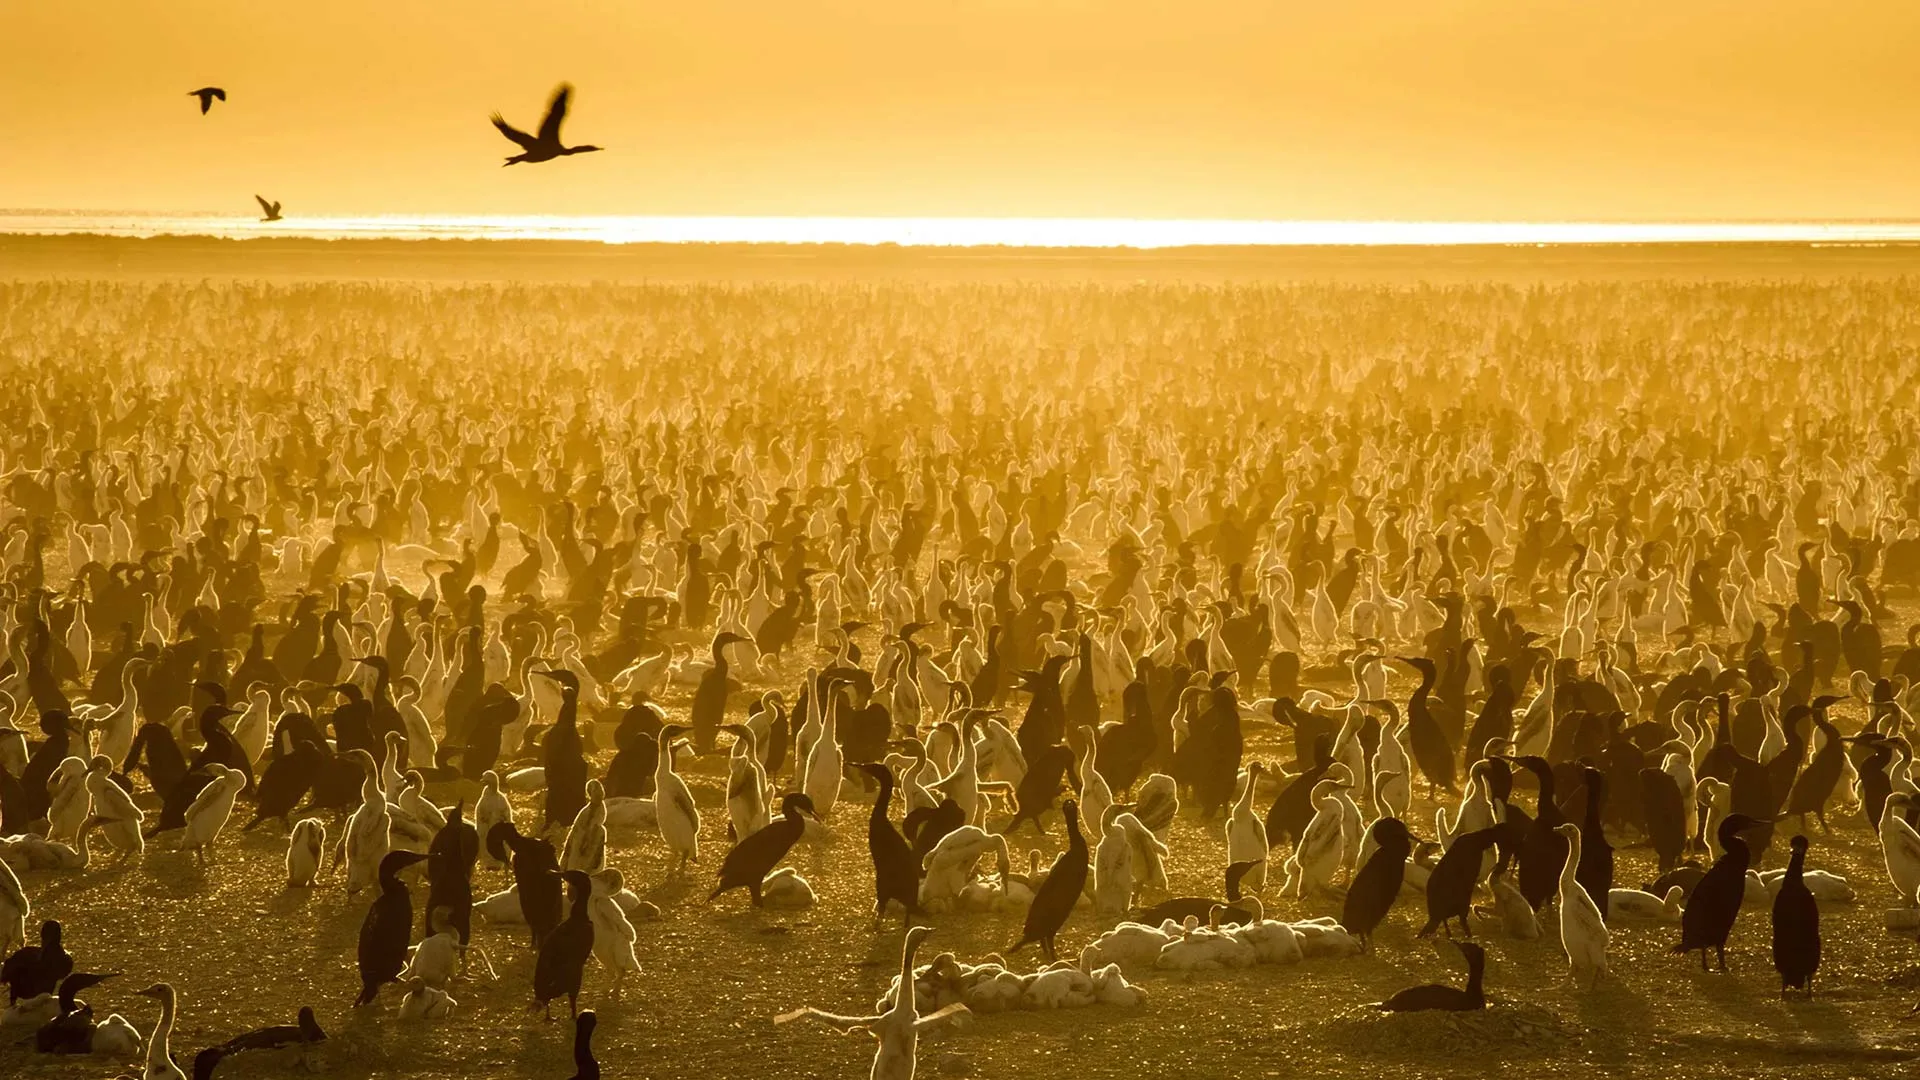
[9, 212, 1920, 250]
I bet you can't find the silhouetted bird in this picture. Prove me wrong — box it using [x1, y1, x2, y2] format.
[189, 87, 226, 114]
[491, 84, 602, 166]
[255, 195, 283, 222]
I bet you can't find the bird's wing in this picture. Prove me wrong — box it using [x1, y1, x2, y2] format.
[211, 88, 226, 101]
[490, 114, 538, 150]
[913, 1002, 972, 1034]
[254, 195, 272, 215]
[537, 84, 573, 144]
[774, 1007, 879, 1033]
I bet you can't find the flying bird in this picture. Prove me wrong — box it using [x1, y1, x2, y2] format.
[189, 87, 226, 114]
[491, 83, 602, 166]
[255, 196, 283, 222]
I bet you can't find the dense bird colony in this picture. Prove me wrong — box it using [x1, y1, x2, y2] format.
[3, 274, 1920, 1078]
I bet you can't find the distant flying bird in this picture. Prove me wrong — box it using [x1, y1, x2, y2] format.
[189, 87, 226, 114]
[255, 196, 283, 222]
[491, 83, 602, 166]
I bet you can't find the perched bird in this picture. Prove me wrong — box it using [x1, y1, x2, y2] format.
[491, 84, 603, 166]
[189, 87, 225, 113]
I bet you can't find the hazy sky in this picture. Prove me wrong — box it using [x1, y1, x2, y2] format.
[5, 1, 1917, 220]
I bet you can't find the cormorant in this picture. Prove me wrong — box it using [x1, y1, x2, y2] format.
[356, 850, 429, 1005]
[491, 84, 603, 166]
[534, 870, 596, 1019]
[855, 762, 922, 921]
[1672, 813, 1766, 971]
[189, 87, 225, 114]
[254, 196, 282, 223]
[1008, 799, 1088, 962]
[710, 792, 817, 906]
[1379, 941, 1485, 1012]
[1343, 817, 1413, 950]
[1771, 834, 1820, 995]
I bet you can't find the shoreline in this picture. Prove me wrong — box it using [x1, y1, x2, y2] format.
[9, 232, 1920, 283]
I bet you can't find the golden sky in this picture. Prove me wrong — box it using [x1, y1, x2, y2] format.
[5, 0, 1917, 220]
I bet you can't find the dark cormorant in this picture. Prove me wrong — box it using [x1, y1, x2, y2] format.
[1417, 825, 1503, 938]
[855, 762, 922, 920]
[1770, 834, 1820, 995]
[539, 669, 588, 830]
[569, 1010, 600, 1080]
[534, 870, 596, 1019]
[1514, 755, 1570, 911]
[1672, 813, 1766, 971]
[355, 850, 429, 1005]
[689, 630, 748, 754]
[1574, 766, 1614, 922]
[3, 919, 73, 1002]
[1008, 799, 1088, 962]
[491, 84, 603, 166]
[1378, 941, 1485, 1012]
[1343, 817, 1413, 950]
[710, 792, 817, 906]
[1133, 859, 1264, 926]
[254, 196, 282, 223]
[189, 87, 226, 114]
[489, 821, 563, 948]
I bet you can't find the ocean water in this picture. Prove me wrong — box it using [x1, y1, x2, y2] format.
[6, 212, 1920, 248]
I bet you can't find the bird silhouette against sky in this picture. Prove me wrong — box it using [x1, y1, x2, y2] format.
[254, 195, 282, 222]
[490, 84, 602, 166]
[188, 87, 225, 114]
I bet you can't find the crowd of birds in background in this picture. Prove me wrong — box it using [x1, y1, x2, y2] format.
[3, 275, 1920, 1080]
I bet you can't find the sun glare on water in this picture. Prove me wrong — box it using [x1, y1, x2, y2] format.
[6, 213, 1920, 247]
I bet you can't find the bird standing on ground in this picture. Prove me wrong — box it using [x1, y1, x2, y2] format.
[534, 870, 597, 1019]
[491, 84, 603, 166]
[711, 792, 818, 907]
[1008, 799, 1088, 962]
[775, 926, 970, 1080]
[1674, 813, 1766, 971]
[1771, 834, 1820, 995]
